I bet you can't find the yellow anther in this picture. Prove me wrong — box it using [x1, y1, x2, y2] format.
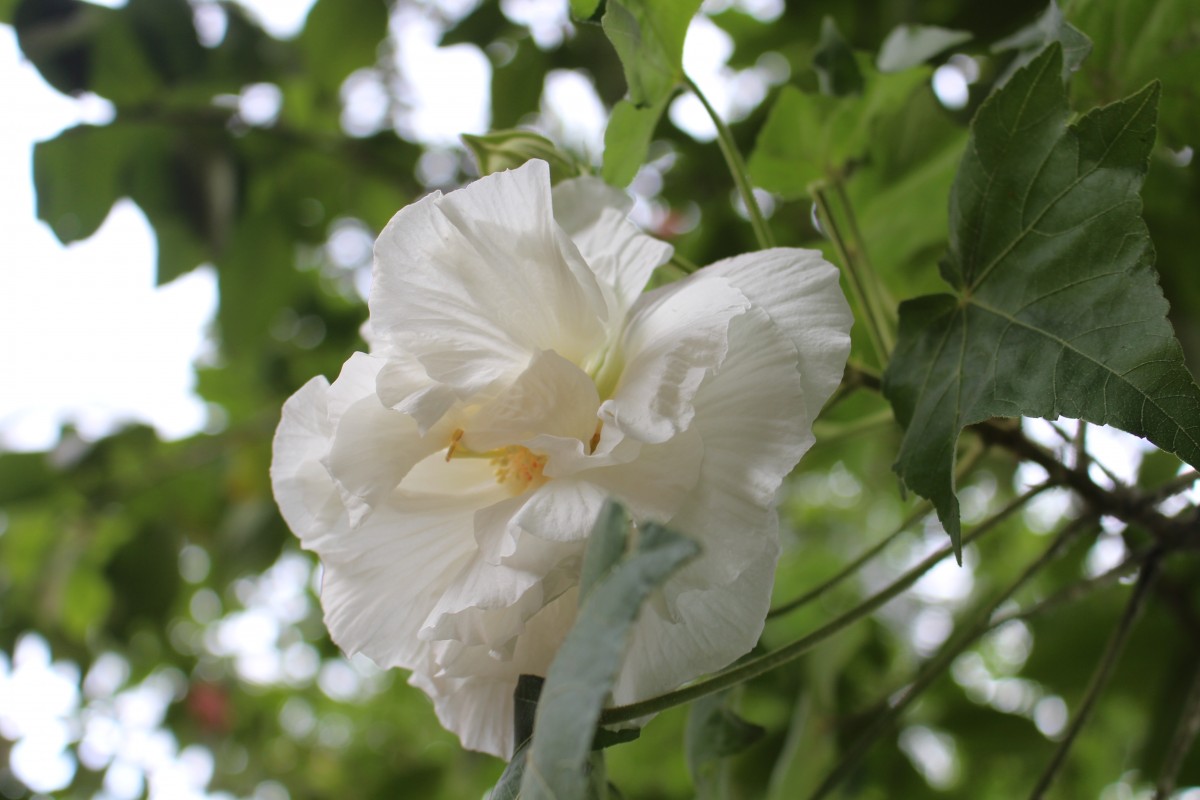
[445, 428, 465, 462]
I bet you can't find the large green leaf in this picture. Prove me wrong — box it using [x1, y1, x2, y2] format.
[884, 45, 1200, 559]
[520, 520, 698, 800]
[601, 0, 701, 108]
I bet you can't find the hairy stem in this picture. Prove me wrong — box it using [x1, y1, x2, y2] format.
[1029, 556, 1159, 799]
[683, 75, 774, 250]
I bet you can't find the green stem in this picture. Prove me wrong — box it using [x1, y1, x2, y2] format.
[808, 515, 1095, 800]
[832, 178, 896, 329]
[669, 252, 701, 274]
[1029, 556, 1160, 799]
[768, 441, 989, 619]
[811, 183, 891, 363]
[684, 75, 774, 250]
[598, 483, 1044, 727]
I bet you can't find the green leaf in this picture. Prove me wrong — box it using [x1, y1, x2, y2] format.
[1067, 0, 1200, 148]
[601, 97, 667, 187]
[578, 500, 631, 603]
[876, 24, 972, 73]
[883, 45, 1200, 560]
[298, 0, 387, 90]
[601, 0, 701, 107]
[33, 125, 126, 243]
[521, 522, 699, 800]
[570, 0, 603, 21]
[685, 691, 765, 799]
[812, 16, 862, 97]
[992, 0, 1091, 84]
[747, 66, 930, 199]
[463, 130, 582, 182]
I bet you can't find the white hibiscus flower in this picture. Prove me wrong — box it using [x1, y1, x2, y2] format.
[270, 159, 851, 758]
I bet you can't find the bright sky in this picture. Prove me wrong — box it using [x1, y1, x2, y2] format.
[0, 20, 221, 452]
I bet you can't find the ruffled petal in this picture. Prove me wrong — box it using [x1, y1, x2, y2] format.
[665, 302, 811, 591]
[370, 161, 609, 394]
[599, 276, 751, 443]
[318, 491, 482, 669]
[465, 349, 600, 453]
[612, 527, 778, 706]
[270, 376, 343, 549]
[412, 588, 580, 758]
[374, 352, 459, 434]
[553, 176, 673, 318]
[706, 249, 853, 417]
[322, 354, 446, 527]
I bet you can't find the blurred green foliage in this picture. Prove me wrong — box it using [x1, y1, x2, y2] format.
[1, 0, 1198, 798]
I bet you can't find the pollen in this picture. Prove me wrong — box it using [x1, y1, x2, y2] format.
[491, 446, 548, 495]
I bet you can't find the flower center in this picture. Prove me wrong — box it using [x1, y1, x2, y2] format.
[444, 429, 548, 496]
[491, 446, 548, 495]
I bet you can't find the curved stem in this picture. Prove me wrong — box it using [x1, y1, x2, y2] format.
[1029, 555, 1160, 799]
[598, 483, 1045, 726]
[683, 75, 774, 250]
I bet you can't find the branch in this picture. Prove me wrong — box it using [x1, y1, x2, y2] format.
[1029, 556, 1160, 799]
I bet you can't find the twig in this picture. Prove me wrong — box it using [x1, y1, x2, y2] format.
[1029, 556, 1160, 799]
[808, 516, 1094, 800]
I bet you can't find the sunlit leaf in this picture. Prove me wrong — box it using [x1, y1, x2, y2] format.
[876, 24, 972, 73]
[884, 45, 1200, 559]
[601, 0, 701, 107]
[602, 97, 667, 187]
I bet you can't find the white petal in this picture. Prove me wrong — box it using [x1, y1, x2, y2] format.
[508, 478, 610, 543]
[569, 427, 703, 523]
[322, 355, 445, 527]
[666, 303, 811, 590]
[374, 352, 459, 434]
[411, 588, 579, 758]
[369, 160, 608, 394]
[465, 349, 600, 453]
[612, 530, 778, 706]
[705, 248, 853, 417]
[553, 176, 672, 317]
[270, 376, 343, 548]
[318, 491, 480, 669]
[599, 275, 750, 443]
